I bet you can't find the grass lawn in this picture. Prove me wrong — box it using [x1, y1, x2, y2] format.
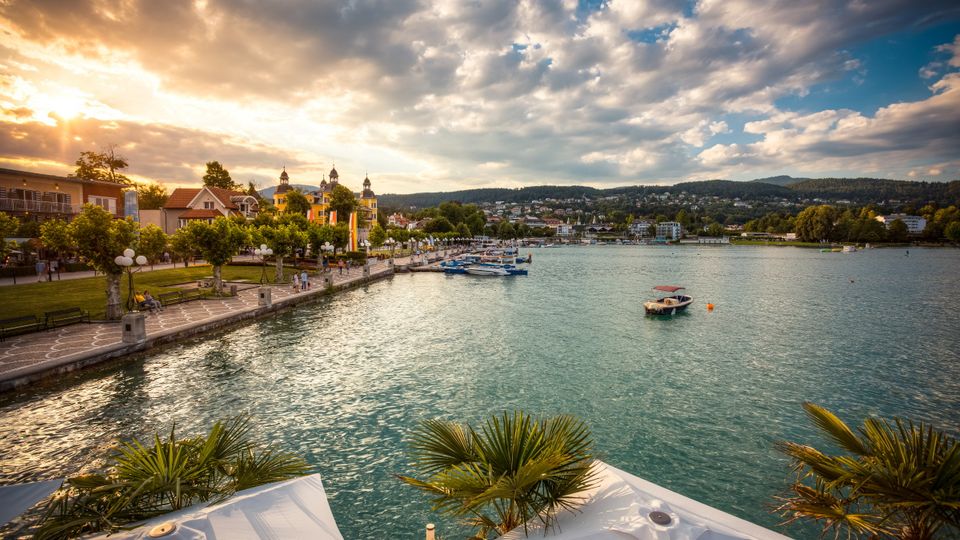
[0, 264, 303, 320]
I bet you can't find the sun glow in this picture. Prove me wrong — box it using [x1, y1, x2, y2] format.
[28, 91, 90, 123]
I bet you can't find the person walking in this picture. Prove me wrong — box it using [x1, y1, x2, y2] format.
[338, 259, 344, 275]
[46, 260, 54, 282]
[300, 270, 309, 291]
[292, 273, 300, 292]
[346, 259, 352, 274]
[35, 259, 46, 282]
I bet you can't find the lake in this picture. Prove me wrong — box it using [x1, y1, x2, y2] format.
[2, 245, 959, 538]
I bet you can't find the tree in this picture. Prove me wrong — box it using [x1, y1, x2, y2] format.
[137, 224, 168, 267]
[706, 222, 725, 237]
[39, 218, 72, 257]
[946, 221, 960, 243]
[398, 411, 596, 539]
[202, 161, 240, 190]
[246, 181, 264, 202]
[368, 224, 386, 248]
[284, 190, 312, 216]
[328, 184, 358, 222]
[136, 183, 169, 210]
[776, 403, 960, 540]
[184, 218, 248, 294]
[259, 223, 307, 282]
[466, 212, 486, 236]
[330, 223, 349, 254]
[456, 222, 471, 239]
[795, 205, 838, 242]
[72, 146, 132, 185]
[36, 416, 309, 539]
[68, 205, 139, 319]
[169, 227, 197, 267]
[886, 219, 909, 243]
[497, 221, 515, 240]
[0, 212, 19, 261]
[424, 217, 454, 233]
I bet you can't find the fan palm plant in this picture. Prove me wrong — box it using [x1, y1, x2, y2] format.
[775, 402, 960, 540]
[35, 415, 310, 540]
[398, 411, 597, 539]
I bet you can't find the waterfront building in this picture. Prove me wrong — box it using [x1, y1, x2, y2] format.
[0, 167, 124, 223]
[656, 221, 683, 241]
[272, 167, 377, 250]
[875, 213, 926, 235]
[159, 186, 259, 233]
[629, 220, 653, 238]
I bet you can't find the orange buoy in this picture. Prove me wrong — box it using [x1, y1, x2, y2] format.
[706, 303, 715, 311]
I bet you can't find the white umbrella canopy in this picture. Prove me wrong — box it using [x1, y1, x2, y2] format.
[498, 462, 790, 540]
[86, 474, 343, 540]
[0, 478, 64, 526]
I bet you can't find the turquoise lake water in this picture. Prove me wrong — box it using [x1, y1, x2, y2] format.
[2, 246, 959, 539]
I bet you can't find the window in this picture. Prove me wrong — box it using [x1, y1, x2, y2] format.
[88, 196, 117, 213]
[203, 201, 215, 209]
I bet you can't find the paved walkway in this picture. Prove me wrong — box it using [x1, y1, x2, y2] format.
[0, 250, 461, 390]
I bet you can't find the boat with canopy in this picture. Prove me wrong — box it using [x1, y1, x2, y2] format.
[643, 285, 693, 315]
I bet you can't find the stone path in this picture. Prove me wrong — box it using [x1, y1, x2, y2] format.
[0, 251, 460, 390]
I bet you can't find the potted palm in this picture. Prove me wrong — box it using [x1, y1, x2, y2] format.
[776, 402, 959, 539]
[398, 411, 597, 539]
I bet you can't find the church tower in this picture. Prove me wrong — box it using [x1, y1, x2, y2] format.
[273, 167, 291, 212]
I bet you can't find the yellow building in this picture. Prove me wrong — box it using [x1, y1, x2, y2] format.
[272, 166, 377, 250]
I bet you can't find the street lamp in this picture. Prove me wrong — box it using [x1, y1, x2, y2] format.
[253, 244, 273, 284]
[115, 248, 148, 311]
[386, 237, 395, 258]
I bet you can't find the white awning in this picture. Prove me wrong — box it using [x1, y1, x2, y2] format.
[498, 462, 791, 540]
[87, 474, 343, 539]
[0, 478, 63, 526]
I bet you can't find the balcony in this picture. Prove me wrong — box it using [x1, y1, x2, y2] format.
[0, 198, 80, 214]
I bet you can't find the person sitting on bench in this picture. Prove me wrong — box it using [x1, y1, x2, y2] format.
[141, 291, 163, 313]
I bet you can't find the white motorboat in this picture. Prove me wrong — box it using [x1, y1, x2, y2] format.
[643, 285, 693, 315]
[465, 265, 510, 276]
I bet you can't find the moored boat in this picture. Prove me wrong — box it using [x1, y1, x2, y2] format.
[465, 264, 510, 276]
[643, 285, 693, 315]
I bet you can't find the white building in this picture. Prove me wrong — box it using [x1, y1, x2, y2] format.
[629, 220, 653, 237]
[656, 221, 683, 241]
[875, 214, 926, 235]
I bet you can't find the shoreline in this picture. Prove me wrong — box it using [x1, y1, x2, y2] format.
[0, 252, 454, 394]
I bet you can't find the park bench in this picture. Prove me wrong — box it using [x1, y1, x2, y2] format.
[44, 307, 90, 329]
[0, 315, 44, 341]
[158, 289, 205, 306]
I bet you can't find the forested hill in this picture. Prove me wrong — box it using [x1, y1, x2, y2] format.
[378, 185, 603, 208]
[377, 176, 959, 208]
[787, 178, 960, 201]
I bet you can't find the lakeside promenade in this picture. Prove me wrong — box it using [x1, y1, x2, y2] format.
[0, 251, 451, 392]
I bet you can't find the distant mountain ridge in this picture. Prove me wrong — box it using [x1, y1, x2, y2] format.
[375, 176, 959, 209]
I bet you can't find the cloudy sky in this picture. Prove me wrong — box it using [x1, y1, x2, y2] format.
[1, 0, 959, 194]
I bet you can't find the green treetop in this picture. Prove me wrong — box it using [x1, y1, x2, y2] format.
[60, 204, 139, 319]
[202, 161, 242, 191]
[72, 147, 132, 185]
[184, 217, 248, 294]
[328, 183, 358, 220]
[284, 190, 312, 216]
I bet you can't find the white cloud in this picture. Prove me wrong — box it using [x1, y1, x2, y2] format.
[0, 0, 957, 190]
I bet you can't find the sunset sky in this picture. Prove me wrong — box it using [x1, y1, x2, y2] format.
[1, 0, 959, 194]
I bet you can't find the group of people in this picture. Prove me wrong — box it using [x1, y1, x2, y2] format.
[34, 259, 63, 282]
[292, 270, 310, 292]
[134, 291, 163, 314]
[291, 257, 359, 292]
[319, 257, 352, 276]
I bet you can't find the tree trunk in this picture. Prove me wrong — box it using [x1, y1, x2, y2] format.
[105, 272, 123, 320]
[213, 265, 223, 295]
[275, 256, 284, 282]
